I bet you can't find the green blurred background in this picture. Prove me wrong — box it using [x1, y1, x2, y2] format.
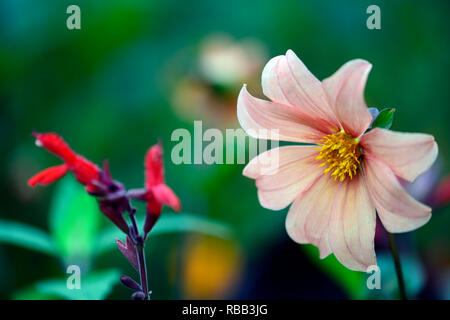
[0, 0, 449, 299]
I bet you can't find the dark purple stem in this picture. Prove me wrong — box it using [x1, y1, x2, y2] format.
[136, 245, 149, 299]
[129, 212, 149, 300]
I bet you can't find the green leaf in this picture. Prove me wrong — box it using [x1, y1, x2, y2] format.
[49, 176, 101, 260]
[372, 108, 395, 129]
[95, 213, 233, 255]
[36, 269, 120, 300]
[302, 245, 366, 299]
[0, 219, 57, 256]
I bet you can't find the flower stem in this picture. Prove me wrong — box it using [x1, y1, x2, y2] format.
[136, 244, 149, 300]
[129, 212, 149, 300]
[387, 232, 407, 300]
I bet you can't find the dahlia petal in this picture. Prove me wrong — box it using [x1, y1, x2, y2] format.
[318, 233, 332, 259]
[243, 146, 323, 210]
[32, 132, 78, 165]
[284, 50, 340, 127]
[303, 178, 339, 252]
[361, 128, 438, 182]
[285, 174, 336, 258]
[258, 161, 323, 210]
[322, 59, 373, 137]
[328, 175, 377, 272]
[152, 184, 181, 212]
[303, 240, 332, 260]
[28, 164, 69, 187]
[261, 51, 339, 130]
[237, 86, 328, 143]
[261, 55, 288, 104]
[243, 145, 318, 178]
[145, 143, 165, 188]
[363, 155, 432, 233]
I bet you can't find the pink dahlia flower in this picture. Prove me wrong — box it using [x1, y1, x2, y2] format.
[238, 50, 438, 271]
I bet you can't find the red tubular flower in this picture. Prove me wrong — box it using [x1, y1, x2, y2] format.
[144, 144, 181, 234]
[28, 132, 130, 234]
[128, 143, 181, 236]
[28, 132, 100, 191]
[145, 144, 181, 211]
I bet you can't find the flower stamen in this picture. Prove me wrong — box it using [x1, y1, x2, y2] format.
[315, 130, 361, 182]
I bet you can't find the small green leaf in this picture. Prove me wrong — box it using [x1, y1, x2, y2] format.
[95, 213, 233, 255]
[36, 269, 120, 300]
[372, 108, 395, 129]
[150, 213, 233, 237]
[49, 176, 100, 260]
[0, 219, 57, 256]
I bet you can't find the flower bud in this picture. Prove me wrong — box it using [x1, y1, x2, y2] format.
[120, 275, 141, 291]
[131, 291, 146, 300]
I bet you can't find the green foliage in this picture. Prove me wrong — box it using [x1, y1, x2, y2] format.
[372, 108, 396, 130]
[12, 286, 57, 300]
[35, 269, 120, 300]
[0, 219, 57, 256]
[49, 176, 101, 260]
[95, 212, 233, 255]
[150, 213, 233, 237]
[302, 245, 365, 299]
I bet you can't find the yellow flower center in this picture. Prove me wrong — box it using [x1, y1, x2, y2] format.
[315, 130, 361, 182]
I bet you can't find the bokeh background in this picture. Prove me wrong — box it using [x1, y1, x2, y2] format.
[1, 0, 449, 299]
